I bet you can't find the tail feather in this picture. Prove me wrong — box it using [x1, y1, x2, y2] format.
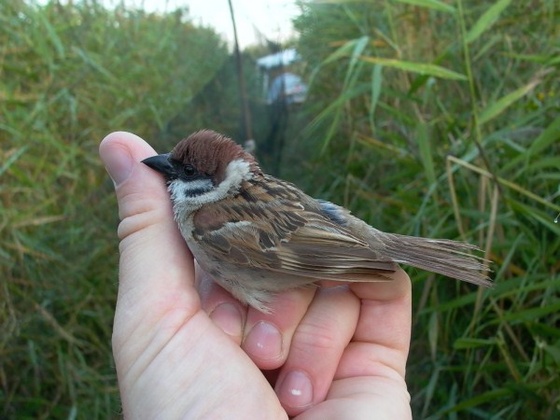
[382, 233, 492, 287]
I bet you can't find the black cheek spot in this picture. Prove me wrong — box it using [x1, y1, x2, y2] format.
[185, 188, 209, 197]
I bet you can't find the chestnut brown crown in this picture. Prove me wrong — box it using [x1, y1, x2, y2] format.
[171, 130, 262, 184]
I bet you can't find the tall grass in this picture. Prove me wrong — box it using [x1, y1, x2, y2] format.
[2, 0, 559, 418]
[1, 1, 230, 417]
[293, 0, 560, 417]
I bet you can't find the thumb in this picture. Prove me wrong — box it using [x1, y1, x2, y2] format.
[99, 131, 199, 346]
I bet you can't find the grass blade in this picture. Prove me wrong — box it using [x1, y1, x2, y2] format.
[0, 146, 28, 176]
[392, 0, 455, 13]
[417, 123, 436, 185]
[368, 64, 383, 128]
[465, 0, 512, 44]
[527, 116, 560, 157]
[359, 56, 467, 80]
[478, 80, 539, 125]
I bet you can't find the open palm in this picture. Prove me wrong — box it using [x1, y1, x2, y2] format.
[101, 131, 412, 419]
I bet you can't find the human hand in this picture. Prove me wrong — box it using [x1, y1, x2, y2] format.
[100, 131, 412, 419]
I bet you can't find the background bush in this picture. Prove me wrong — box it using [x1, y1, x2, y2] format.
[292, 1, 560, 417]
[1, 1, 231, 416]
[1, 0, 559, 418]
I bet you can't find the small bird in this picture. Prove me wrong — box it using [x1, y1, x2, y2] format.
[143, 130, 491, 312]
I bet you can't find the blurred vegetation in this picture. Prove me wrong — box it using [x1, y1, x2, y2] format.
[0, 0, 235, 417]
[292, 0, 560, 418]
[1, 0, 559, 418]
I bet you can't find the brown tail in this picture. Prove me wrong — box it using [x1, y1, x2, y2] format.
[381, 233, 492, 287]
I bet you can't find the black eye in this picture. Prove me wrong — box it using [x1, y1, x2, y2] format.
[184, 164, 198, 178]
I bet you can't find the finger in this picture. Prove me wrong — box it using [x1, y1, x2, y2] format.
[337, 268, 412, 379]
[241, 286, 316, 370]
[296, 376, 411, 420]
[196, 263, 246, 345]
[275, 286, 360, 416]
[99, 132, 199, 351]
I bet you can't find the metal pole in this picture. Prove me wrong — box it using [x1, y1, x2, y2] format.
[227, 0, 253, 141]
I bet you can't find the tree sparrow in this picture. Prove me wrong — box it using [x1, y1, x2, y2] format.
[143, 130, 491, 312]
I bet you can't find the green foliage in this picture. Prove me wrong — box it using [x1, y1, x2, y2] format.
[294, 0, 559, 417]
[2, 0, 559, 417]
[0, 0, 230, 417]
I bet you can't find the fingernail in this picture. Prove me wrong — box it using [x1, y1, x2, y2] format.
[277, 370, 313, 408]
[244, 321, 282, 361]
[209, 303, 243, 339]
[104, 147, 133, 187]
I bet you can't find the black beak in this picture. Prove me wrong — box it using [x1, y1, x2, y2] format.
[142, 153, 176, 179]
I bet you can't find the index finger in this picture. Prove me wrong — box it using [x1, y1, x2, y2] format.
[340, 268, 412, 379]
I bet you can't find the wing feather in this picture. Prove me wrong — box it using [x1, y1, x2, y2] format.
[191, 177, 397, 281]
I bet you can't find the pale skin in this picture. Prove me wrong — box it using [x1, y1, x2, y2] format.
[100, 131, 413, 419]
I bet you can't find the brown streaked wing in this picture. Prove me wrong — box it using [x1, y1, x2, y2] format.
[191, 181, 397, 281]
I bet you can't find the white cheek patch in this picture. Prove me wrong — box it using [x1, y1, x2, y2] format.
[168, 179, 213, 203]
[226, 159, 253, 183]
